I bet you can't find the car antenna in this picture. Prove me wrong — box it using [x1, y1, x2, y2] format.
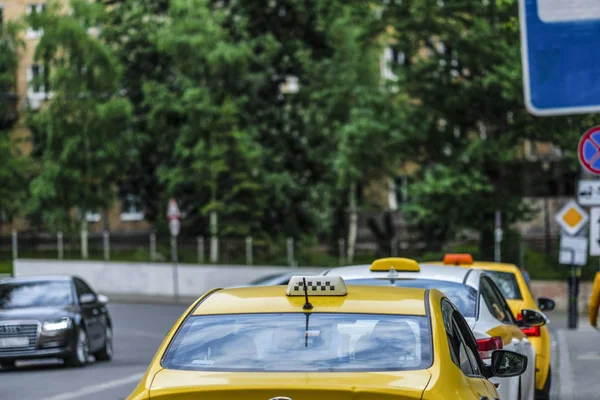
[301, 278, 313, 348]
[302, 277, 313, 310]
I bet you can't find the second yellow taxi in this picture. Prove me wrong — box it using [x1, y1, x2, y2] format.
[425, 254, 554, 399]
[127, 275, 527, 400]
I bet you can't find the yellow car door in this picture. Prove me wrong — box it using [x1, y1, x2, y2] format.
[441, 300, 501, 400]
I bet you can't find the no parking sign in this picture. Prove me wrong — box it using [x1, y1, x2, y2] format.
[578, 126, 600, 175]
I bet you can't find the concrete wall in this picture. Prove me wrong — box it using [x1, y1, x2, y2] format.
[13, 259, 325, 303]
[11, 259, 596, 312]
[530, 280, 593, 315]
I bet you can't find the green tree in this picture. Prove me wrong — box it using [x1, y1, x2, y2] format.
[102, 0, 174, 225]
[149, 0, 275, 237]
[0, 21, 29, 221]
[385, 0, 597, 254]
[27, 0, 132, 233]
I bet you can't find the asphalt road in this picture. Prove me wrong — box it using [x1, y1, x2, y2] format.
[548, 312, 600, 400]
[0, 303, 188, 400]
[1, 305, 598, 400]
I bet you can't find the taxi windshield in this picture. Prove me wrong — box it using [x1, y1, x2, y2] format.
[162, 313, 432, 372]
[484, 271, 522, 300]
[345, 279, 477, 318]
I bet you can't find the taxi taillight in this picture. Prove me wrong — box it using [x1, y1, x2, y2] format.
[517, 313, 541, 337]
[476, 336, 503, 360]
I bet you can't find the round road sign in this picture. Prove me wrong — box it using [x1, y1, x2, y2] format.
[578, 126, 600, 175]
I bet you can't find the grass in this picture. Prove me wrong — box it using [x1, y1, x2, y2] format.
[0, 260, 12, 275]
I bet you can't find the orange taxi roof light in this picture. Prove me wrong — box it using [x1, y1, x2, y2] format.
[370, 257, 420, 272]
[443, 253, 474, 266]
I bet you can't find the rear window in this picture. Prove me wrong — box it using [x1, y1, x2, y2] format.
[162, 313, 432, 372]
[345, 279, 477, 318]
[484, 271, 522, 300]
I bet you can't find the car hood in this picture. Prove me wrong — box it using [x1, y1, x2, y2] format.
[0, 306, 75, 322]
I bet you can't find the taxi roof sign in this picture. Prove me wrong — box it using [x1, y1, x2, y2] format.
[370, 258, 420, 272]
[443, 253, 474, 266]
[286, 276, 347, 297]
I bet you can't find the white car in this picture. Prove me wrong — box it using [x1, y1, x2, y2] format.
[322, 258, 542, 400]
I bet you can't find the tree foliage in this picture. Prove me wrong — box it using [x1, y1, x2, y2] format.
[27, 0, 132, 232]
[383, 0, 598, 252]
[0, 21, 29, 219]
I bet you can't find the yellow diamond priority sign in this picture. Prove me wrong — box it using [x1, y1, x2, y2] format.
[555, 199, 589, 236]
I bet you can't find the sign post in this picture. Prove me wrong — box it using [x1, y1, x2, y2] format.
[556, 199, 589, 330]
[494, 210, 503, 262]
[168, 198, 181, 302]
[519, 0, 600, 116]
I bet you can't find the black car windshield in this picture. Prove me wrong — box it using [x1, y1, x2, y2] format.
[162, 313, 432, 372]
[345, 279, 478, 318]
[484, 271, 522, 300]
[0, 281, 74, 309]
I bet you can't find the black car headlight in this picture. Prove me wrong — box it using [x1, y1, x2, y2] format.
[42, 317, 72, 332]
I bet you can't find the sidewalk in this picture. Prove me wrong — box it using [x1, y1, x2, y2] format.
[551, 317, 600, 400]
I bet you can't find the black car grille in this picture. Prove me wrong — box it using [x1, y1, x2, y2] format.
[0, 323, 39, 353]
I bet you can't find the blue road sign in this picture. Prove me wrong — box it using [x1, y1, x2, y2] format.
[520, 0, 600, 116]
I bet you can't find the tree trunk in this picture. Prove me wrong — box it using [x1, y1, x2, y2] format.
[347, 182, 358, 263]
[102, 209, 110, 233]
[81, 216, 89, 260]
[479, 215, 494, 261]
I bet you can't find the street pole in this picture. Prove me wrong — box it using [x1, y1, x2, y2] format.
[563, 247, 578, 330]
[171, 235, 179, 303]
[494, 210, 502, 262]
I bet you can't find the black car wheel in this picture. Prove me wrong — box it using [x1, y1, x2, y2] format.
[535, 367, 551, 400]
[94, 325, 113, 361]
[0, 360, 16, 369]
[65, 328, 89, 368]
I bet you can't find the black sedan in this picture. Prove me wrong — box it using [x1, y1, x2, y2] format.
[0, 275, 113, 369]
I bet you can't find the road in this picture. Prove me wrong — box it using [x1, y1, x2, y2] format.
[549, 312, 600, 400]
[0, 303, 188, 400]
[1, 304, 599, 400]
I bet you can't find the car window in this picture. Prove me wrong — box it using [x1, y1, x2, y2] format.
[452, 311, 483, 377]
[484, 270, 522, 300]
[346, 278, 478, 318]
[441, 299, 460, 366]
[487, 278, 517, 325]
[74, 279, 95, 300]
[0, 281, 74, 308]
[521, 270, 533, 293]
[162, 313, 433, 372]
[480, 276, 511, 323]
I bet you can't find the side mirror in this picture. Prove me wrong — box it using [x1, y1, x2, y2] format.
[537, 297, 555, 312]
[491, 350, 528, 378]
[521, 309, 547, 327]
[80, 293, 97, 304]
[97, 294, 109, 305]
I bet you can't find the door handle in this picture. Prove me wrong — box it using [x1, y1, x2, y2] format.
[480, 397, 489, 400]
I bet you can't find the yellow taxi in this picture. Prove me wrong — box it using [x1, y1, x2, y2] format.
[127, 275, 527, 400]
[425, 254, 555, 399]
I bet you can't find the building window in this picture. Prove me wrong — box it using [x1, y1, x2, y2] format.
[120, 194, 144, 222]
[26, 4, 46, 39]
[86, 211, 101, 223]
[27, 64, 50, 108]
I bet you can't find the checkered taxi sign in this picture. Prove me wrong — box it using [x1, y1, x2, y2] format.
[286, 276, 347, 296]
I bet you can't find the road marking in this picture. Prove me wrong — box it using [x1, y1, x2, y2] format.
[577, 353, 600, 360]
[557, 330, 574, 400]
[44, 372, 144, 400]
